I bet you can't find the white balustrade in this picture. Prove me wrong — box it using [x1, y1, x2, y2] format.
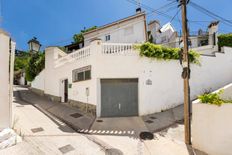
[55, 46, 90, 68]
[54, 43, 137, 68]
[102, 43, 135, 55]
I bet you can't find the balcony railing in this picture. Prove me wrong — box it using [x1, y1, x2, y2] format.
[54, 43, 137, 68]
[102, 43, 134, 55]
[55, 46, 90, 68]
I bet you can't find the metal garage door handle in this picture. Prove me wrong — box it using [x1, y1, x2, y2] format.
[118, 103, 121, 110]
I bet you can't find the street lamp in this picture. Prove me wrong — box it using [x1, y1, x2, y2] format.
[28, 37, 41, 52]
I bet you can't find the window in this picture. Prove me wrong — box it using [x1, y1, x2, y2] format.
[105, 35, 110, 41]
[72, 66, 91, 82]
[124, 26, 134, 36]
[161, 36, 166, 42]
[199, 39, 208, 46]
[77, 72, 84, 81]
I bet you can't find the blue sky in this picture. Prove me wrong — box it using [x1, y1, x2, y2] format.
[1, 0, 232, 51]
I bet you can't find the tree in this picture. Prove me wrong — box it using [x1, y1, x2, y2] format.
[25, 52, 45, 81]
[73, 26, 97, 43]
[14, 51, 30, 71]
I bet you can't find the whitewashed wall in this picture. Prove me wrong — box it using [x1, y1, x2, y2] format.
[37, 41, 232, 116]
[0, 30, 15, 129]
[31, 70, 45, 91]
[192, 83, 232, 155]
[95, 46, 232, 115]
[44, 42, 101, 105]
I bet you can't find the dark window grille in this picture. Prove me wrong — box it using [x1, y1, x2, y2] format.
[72, 66, 91, 82]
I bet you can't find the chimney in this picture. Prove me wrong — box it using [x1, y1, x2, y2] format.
[208, 21, 219, 46]
[136, 7, 142, 14]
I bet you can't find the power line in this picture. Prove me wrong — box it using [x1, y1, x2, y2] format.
[125, 0, 179, 22]
[170, 8, 180, 23]
[189, 1, 232, 27]
[146, 2, 178, 17]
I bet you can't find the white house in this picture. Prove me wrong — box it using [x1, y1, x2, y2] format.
[30, 12, 232, 118]
[148, 21, 176, 44]
[148, 20, 220, 55]
[31, 36, 232, 117]
[83, 11, 147, 47]
[0, 29, 15, 129]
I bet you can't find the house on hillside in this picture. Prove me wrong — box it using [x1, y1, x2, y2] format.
[31, 11, 232, 118]
[148, 21, 176, 45]
[65, 11, 147, 53]
[83, 11, 147, 47]
[148, 20, 220, 55]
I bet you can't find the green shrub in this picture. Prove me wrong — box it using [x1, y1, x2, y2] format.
[134, 42, 200, 64]
[198, 90, 232, 106]
[73, 26, 97, 43]
[14, 51, 30, 71]
[26, 52, 45, 82]
[218, 34, 232, 48]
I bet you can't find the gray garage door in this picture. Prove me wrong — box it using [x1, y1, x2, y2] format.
[101, 79, 138, 117]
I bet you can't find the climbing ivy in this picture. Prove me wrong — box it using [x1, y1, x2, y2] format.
[134, 42, 200, 64]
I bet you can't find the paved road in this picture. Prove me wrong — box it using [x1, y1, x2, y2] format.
[0, 87, 105, 155]
[0, 86, 206, 155]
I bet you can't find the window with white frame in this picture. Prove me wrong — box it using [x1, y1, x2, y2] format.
[105, 35, 110, 41]
[72, 65, 91, 82]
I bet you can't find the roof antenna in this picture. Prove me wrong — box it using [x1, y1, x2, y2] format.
[136, 0, 142, 13]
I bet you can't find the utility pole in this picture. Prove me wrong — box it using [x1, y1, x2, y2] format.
[180, 0, 191, 145]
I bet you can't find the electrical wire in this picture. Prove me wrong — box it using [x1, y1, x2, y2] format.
[170, 8, 180, 23]
[189, 1, 232, 27]
[125, 0, 179, 22]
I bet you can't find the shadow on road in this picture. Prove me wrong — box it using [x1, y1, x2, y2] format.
[14, 86, 184, 141]
[13, 88, 76, 133]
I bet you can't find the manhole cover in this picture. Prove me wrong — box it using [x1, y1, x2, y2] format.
[96, 120, 103, 123]
[150, 116, 157, 120]
[139, 132, 154, 140]
[58, 144, 75, 154]
[70, 113, 82, 118]
[31, 127, 44, 133]
[145, 120, 154, 124]
[105, 148, 123, 155]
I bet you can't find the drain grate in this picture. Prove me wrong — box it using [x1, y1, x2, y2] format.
[105, 148, 123, 155]
[58, 144, 75, 154]
[145, 120, 154, 124]
[96, 120, 103, 123]
[150, 116, 157, 120]
[31, 127, 44, 133]
[70, 113, 82, 118]
[139, 131, 154, 140]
